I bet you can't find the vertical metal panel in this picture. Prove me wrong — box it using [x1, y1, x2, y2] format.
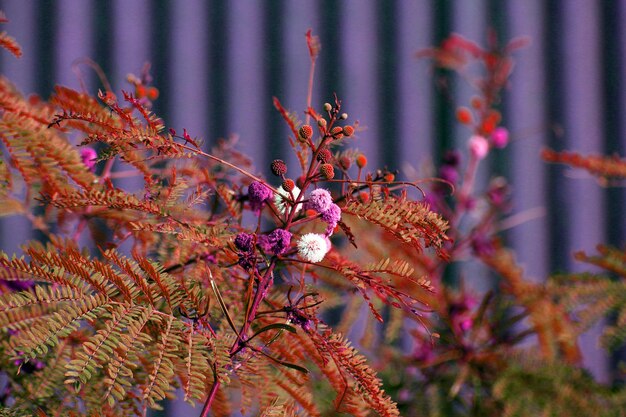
[111, 0, 151, 90]
[562, 0, 608, 383]
[282, 0, 320, 173]
[397, 1, 434, 183]
[168, 0, 209, 139]
[0, 2, 37, 254]
[618, 0, 626, 242]
[54, 0, 93, 90]
[341, 0, 380, 166]
[451, 0, 492, 293]
[507, 0, 549, 283]
[227, 0, 266, 171]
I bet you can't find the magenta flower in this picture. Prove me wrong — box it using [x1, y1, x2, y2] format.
[234, 233, 255, 252]
[258, 228, 292, 256]
[248, 181, 272, 214]
[307, 188, 333, 213]
[320, 203, 341, 236]
[491, 127, 509, 149]
[80, 147, 98, 172]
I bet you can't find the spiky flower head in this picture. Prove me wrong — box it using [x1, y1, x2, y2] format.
[258, 229, 292, 256]
[316, 148, 332, 163]
[307, 188, 333, 213]
[234, 232, 255, 252]
[297, 233, 331, 263]
[320, 164, 335, 179]
[331, 126, 344, 139]
[274, 184, 303, 215]
[339, 156, 351, 170]
[248, 181, 272, 214]
[282, 178, 295, 192]
[321, 203, 341, 236]
[299, 125, 313, 140]
[271, 159, 287, 176]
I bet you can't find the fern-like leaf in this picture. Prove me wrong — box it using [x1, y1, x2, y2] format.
[542, 148, 626, 180]
[342, 197, 450, 257]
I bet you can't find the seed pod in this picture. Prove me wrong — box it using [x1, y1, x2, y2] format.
[339, 156, 351, 170]
[299, 125, 313, 140]
[342, 125, 354, 137]
[316, 148, 332, 163]
[456, 107, 472, 124]
[331, 126, 344, 139]
[282, 178, 295, 192]
[320, 163, 335, 179]
[356, 154, 367, 168]
[271, 159, 287, 176]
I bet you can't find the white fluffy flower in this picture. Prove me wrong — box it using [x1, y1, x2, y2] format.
[297, 233, 330, 263]
[274, 184, 303, 215]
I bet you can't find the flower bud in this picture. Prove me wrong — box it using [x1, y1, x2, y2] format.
[270, 159, 287, 176]
[491, 127, 509, 149]
[299, 125, 313, 140]
[320, 163, 335, 179]
[282, 178, 295, 192]
[316, 148, 332, 163]
[468, 135, 489, 160]
[331, 126, 344, 139]
[356, 154, 367, 169]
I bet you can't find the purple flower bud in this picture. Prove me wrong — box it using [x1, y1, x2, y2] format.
[258, 229, 292, 256]
[248, 181, 272, 214]
[321, 203, 341, 236]
[234, 233, 255, 252]
[491, 127, 509, 149]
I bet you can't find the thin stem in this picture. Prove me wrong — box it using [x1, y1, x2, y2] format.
[179, 143, 280, 195]
[199, 366, 220, 417]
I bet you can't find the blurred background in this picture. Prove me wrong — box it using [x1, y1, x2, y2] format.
[0, 1, 624, 415]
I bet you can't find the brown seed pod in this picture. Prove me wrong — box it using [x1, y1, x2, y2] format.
[282, 178, 295, 192]
[299, 125, 313, 140]
[320, 163, 335, 179]
[316, 148, 332, 163]
[271, 159, 287, 176]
